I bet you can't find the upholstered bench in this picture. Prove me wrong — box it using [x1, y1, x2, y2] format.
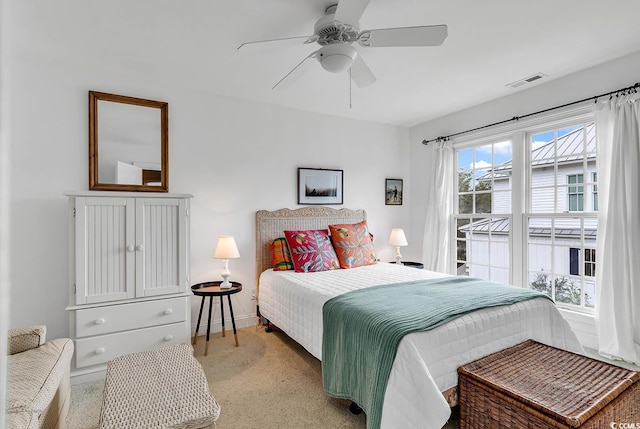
[458, 340, 639, 428]
[99, 343, 220, 429]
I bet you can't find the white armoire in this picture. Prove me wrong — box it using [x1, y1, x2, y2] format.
[65, 191, 192, 376]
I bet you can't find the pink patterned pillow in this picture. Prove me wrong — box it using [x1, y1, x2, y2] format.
[283, 229, 340, 273]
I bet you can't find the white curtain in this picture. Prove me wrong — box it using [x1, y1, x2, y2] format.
[422, 140, 453, 273]
[594, 92, 640, 365]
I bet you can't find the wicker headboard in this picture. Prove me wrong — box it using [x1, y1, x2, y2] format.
[255, 207, 367, 283]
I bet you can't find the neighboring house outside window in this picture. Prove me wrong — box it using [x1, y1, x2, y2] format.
[454, 121, 597, 313]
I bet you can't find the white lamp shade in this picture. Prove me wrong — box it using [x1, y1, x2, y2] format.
[214, 236, 240, 259]
[388, 229, 408, 247]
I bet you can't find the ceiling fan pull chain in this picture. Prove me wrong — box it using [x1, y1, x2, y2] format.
[349, 68, 353, 109]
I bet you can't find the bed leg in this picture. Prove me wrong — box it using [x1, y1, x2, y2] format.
[349, 402, 363, 415]
[265, 320, 273, 333]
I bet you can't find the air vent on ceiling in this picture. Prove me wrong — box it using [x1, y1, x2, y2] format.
[506, 73, 547, 89]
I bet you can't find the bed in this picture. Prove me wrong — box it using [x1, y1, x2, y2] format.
[255, 207, 583, 429]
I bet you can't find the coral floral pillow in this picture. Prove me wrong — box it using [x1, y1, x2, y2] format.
[269, 238, 293, 271]
[283, 229, 340, 273]
[329, 220, 377, 269]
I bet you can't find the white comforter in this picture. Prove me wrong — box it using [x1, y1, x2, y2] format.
[258, 263, 583, 429]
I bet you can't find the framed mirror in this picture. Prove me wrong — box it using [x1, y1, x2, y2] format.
[89, 91, 168, 192]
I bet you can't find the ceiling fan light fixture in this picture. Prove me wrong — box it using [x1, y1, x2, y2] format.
[317, 44, 357, 73]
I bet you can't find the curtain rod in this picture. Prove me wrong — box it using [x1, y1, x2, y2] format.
[422, 81, 640, 145]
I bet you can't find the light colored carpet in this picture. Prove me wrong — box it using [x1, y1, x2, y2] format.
[66, 325, 459, 428]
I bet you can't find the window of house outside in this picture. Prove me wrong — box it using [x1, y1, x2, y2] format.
[567, 174, 584, 212]
[452, 119, 597, 313]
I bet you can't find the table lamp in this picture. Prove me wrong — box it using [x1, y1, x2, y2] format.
[214, 236, 240, 288]
[388, 229, 408, 265]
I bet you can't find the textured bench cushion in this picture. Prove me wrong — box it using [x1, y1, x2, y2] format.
[6, 338, 74, 415]
[100, 343, 220, 429]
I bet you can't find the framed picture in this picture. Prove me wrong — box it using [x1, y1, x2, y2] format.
[298, 168, 343, 205]
[385, 178, 403, 205]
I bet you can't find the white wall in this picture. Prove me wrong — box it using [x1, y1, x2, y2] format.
[1, 0, 11, 419]
[7, 17, 412, 341]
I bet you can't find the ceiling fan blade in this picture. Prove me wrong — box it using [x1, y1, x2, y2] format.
[359, 25, 448, 47]
[272, 51, 318, 90]
[334, 0, 371, 25]
[350, 55, 376, 88]
[237, 35, 313, 51]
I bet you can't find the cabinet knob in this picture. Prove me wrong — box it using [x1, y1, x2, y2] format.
[136, 244, 144, 252]
[163, 335, 173, 341]
[95, 347, 106, 355]
[94, 318, 106, 325]
[126, 245, 135, 252]
[163, 309, 173, 315]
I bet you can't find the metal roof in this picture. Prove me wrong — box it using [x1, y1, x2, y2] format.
[459, 218, 597, 238]
[477, 123, 596, 180]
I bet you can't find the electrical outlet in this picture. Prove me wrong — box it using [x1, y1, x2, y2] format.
[251, 290, 256, 301]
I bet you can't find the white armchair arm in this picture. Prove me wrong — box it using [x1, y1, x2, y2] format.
[7, 325, 46, 355]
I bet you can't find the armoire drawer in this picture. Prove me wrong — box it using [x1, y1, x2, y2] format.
[74, 321, 188, 368]
[75, 297, 187, 338]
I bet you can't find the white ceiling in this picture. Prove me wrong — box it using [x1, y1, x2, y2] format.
[14, 0, 640, 127]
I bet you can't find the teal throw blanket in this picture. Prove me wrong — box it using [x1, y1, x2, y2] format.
[322, 276, 551, 429]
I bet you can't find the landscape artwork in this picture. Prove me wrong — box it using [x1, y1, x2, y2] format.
[298, 168, 343, 205]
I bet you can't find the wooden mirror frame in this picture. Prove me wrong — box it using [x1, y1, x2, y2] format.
[89, 91, 169, 192]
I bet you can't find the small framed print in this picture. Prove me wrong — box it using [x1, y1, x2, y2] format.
[298, 168, 343, 205]
[385, 178, 403, 205]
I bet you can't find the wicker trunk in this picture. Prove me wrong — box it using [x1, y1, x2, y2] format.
[458, 340, 639, 428]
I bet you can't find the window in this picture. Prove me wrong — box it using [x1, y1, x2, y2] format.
[454, 141, 512, 283]
[569, 248, 579, 275]
[569, 247, 596, 277]
[452, 119, 597, 312]
[567, 174, 584, 212]
[528, 123, 596, 309]
[584, 248, 596, 277]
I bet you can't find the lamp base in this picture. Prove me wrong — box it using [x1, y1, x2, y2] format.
[220, 260, 232, 288]
[220, 274, 232, 289]
[395, 246, 403, 265]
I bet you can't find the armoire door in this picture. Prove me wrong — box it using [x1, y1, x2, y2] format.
[135, 198, 188, 297]
[75, 197, 136, 305]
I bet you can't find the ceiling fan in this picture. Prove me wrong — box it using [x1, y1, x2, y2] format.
[237, 0, 448, 89]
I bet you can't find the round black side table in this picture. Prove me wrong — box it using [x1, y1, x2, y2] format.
[389, 261, 425, 269]
[191, 281, 242, 355]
